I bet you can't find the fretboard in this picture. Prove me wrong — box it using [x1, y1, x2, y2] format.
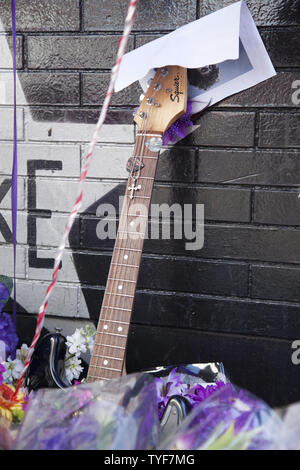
[87, 132, 162, 382]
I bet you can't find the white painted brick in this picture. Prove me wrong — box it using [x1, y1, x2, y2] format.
[0, 72, 26, 105]
[34, 178, 120, 213]
[83, 144, 132, 179]
[0, 210, 27, 244]
[0, 245, 26, 278]
[0, 107, 24, 140]
[15, 280, 79, 317]
[0, 143, 80, 177]
[0, 177, 25, 210]
[0, 36, 22, 69]
[27, 248, 80, 283]
[0, 37, 14, 69]
[35, 212, 79, 247]
[27, 119, 134, 144]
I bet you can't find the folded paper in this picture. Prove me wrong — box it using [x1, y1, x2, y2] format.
[115, 0, 276, 114]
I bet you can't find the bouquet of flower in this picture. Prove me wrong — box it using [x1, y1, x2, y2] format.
[159, 382, 282, 450]
[14, 373, 160, 450]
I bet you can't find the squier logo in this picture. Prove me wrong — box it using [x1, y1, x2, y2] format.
[170, 74, 183, 103]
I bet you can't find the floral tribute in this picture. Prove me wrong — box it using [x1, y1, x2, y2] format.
[0, 275, 286, 450]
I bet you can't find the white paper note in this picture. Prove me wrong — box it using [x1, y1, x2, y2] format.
[115, 0, 276, 114]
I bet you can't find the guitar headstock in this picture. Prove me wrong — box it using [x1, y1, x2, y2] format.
[134, 66, 187, 134]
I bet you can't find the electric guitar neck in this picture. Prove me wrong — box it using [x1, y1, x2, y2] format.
[87, 66, 187, 382]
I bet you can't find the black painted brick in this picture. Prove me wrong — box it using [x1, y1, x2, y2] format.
[218, 72, 300, 107]
[184, 111, 255, 147]
[135, 34, 163, 48]
[197, 225, 300, 264]
[82, 72, 141, 106]
[151, 185, 251, 222]
[251, 265, 300, 302]
[17, 73, 80, 105]
[0, 0, 80, 32]
[27, 35, 134, 69]
[79, 183, 251, 221]
[197, 149, 300, 186]
[79, 217, 300, 265]
[156, 147, 196, 183]
[199, 0, 300, 26]
[259, 112, 300, 148]
[260, 28, 300, 67]
[126, 324, 299, 407]
[254, 190, 300, 226]
[29, 107, 133, 125]
[73, 251, 248, 296]
[83, 0, 197, 31]
[83, 285, 300, 339]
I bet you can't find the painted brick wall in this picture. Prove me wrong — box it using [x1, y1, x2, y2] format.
[0, 0, 300, 406]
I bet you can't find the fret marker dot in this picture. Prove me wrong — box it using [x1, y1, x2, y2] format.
[124, 255, 128, 260]
[103, 325, 108, 330]
[130, 221, 134, 226]
[118, 326, 123, 332]
[103, 360, 108, 366]
[118, 285, 123, 290]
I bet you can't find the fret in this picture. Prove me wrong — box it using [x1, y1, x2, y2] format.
[88, 374, 110, 381]
[136, 155, 157, 160]
[114, 247, 142, 252]
[96, 317, 130, 324]
[111, 262, 139, 268]
[118, 230, 143, 236]
[107, 277, 136, 283]
[136, 133, 162, 137]
[96, 331, 127, 338]
[105, 292, 134, 298]
[93, 354, 123, 361]
[97, 343, 126, 350]
[102, 306, 131, 312]
[125, 194, 151, 199]
[90, 364, 121, 372]
[138, 176, 154, 180]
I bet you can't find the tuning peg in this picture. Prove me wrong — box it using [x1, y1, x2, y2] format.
[139, 93, 145, 102]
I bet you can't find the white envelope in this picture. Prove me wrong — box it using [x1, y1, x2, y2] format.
[115, 0, 276, 114]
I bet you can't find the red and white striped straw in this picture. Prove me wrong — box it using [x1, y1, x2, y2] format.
[14, 0, 139, 395]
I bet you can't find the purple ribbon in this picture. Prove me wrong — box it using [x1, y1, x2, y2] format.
[11, 0, 17, 333]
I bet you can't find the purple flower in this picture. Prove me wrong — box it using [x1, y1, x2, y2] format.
[184, 380, 226, 408]
[0, 312, 18, 360]
[154, 368, 188, 419]
[162, 100, 194, 145]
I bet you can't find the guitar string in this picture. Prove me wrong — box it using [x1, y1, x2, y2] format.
[93, 72, 164, 379]
[93, 91, 154, 378]
[91, 76, 161, 379]
[91, 109, 150, 378]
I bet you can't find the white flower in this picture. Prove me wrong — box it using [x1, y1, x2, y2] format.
[3, 357, 23, 383]
[66, 328, 87, 356]
[64, 355, 83, 384]
[16, 343, 29, 364]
